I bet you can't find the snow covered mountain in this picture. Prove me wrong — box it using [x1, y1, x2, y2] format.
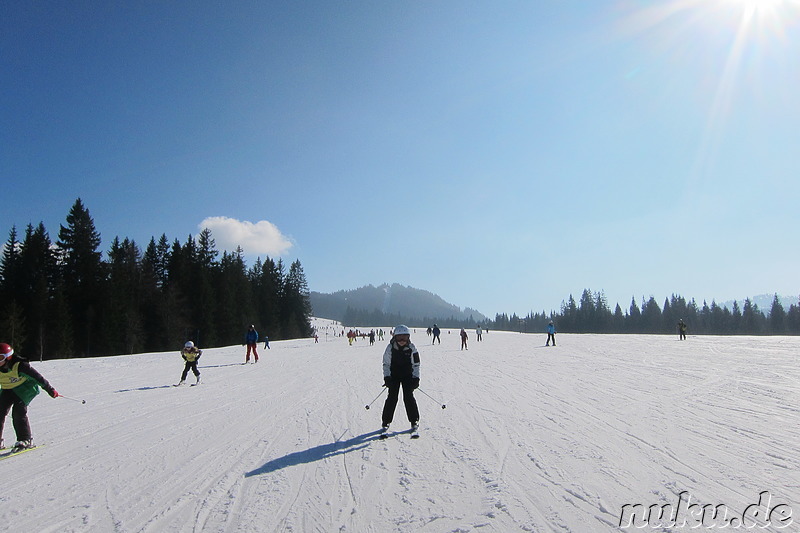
[1, 319, 797, 532]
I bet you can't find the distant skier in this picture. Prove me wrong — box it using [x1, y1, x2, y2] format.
[460, 328, 468, 350]
[678, 319, 687, 341]
[0, 343, 59, 451]
[263, 335, 271, 350]
[176, 341, 202, 386]
[245, 325, 259, 363]
[369, 330, 375, 345]
[432, 324, 441, 345]
[381, 325, 420, 436]
[546, 321, 556, 346]
[476, 326, 483, 342]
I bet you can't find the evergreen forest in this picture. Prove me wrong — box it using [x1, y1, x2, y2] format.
[338, 290, 800, 337]
[0, 199, 313, 360]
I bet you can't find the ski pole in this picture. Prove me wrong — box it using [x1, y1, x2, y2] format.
[59, 394, 86, 404]
[417, 388, 446, 409]
[364, 387, 387, 410]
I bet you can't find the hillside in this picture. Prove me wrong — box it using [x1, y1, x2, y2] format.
[310, 283, 487, 323]
[2, 321, 797, 532]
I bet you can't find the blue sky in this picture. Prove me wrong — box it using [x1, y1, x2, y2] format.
[2, 0, 799, 317]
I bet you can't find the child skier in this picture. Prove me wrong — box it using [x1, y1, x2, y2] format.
[381, 325, 420, 437]
[176, 341, 202, 386]
[0, 343, 59, 451]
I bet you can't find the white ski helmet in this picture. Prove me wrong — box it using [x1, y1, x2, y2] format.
[393, 325, 411, 336]
[184, 341, 195, 349]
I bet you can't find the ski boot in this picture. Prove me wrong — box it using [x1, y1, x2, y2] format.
[12, 439, 34, 452]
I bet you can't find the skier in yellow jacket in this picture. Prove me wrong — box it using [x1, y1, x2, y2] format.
[176, 341, 202, 386]
[0, 343, 59, 451]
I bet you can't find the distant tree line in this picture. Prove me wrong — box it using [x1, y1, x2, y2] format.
[0, 198, 313, 360]
[497, 289, 800, 336]
[340, 289, 800, 337]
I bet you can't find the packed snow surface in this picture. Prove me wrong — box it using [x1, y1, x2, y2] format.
[1, 319, 798, 532]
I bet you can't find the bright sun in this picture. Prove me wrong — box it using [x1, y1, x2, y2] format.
[617, 0, 800, 178]
[725, 0, 783, 9]
[719, 0, 796, 24]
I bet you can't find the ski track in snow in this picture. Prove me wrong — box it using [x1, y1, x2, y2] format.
[1, 321, 798, 532]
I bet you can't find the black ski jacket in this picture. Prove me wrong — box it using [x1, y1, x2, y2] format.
[382, 340, 420, 380]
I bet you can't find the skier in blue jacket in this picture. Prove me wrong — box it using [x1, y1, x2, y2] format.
[546, 321, 556, 346]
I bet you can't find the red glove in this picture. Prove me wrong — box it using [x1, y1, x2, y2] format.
[50, 389, 59, 398]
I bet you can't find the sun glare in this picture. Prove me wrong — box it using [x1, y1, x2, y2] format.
[723, 0, 784, 13]
[718, 0, 800, 32]
[616, 0, 800, 185]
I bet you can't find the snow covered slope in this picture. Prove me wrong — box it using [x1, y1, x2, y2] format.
[1, 320, 798, 532]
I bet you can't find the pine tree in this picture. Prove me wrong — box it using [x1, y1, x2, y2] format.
[140, 237, 169, 351]
[594, 291, 611, 332]
[560, 295, 578, 332]
[731, 301, 742, 333]
[787, 296, 800, 334]
[217, 247, 255, 344]
[251, 256, 281, 339]
[613, 303, 625, 333]
[769, 294, 786, 334]
[0, 225, 21, 301]
[741, 298, 760, 334]
[577, 289, 596, 333]
[107, 237, 144, 354]
[19, 223, 55, 359]
[282, 260, 313, 339]
[628, 297, 641, 333]
[57, 199, 105, 356]
[641, 296, 661, 333]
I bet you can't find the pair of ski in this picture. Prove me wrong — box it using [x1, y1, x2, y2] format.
[0, 444, 43, 461]
[380, 426, 420, 440]
[173, 381, 201, 387]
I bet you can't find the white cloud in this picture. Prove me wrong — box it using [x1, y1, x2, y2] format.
[198, 216, 293, 256]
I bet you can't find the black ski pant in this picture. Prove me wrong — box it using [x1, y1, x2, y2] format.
[546, 333, 556, 346]
[181, 361, 200, 381]
[382, 378, 419, 427]
[0, 389, 32, 442]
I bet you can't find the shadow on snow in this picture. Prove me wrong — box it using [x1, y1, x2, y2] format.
[115, 385, 174, 393]
[245, 429, 389, 477]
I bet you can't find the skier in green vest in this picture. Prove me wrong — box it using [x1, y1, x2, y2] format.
[0, 343, 59, 451]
